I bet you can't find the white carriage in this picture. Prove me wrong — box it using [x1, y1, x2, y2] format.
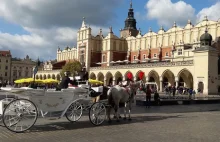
[0, 85, 107, 133]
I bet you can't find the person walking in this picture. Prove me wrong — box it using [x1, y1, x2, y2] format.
[154, 90, 160, 106]
[146, 85, 152, 108]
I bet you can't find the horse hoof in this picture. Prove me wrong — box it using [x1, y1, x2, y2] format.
[123, 117, 127, 120]
[128, 118, 132, 121]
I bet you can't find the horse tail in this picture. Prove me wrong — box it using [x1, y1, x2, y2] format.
[107, 87, 113, 105]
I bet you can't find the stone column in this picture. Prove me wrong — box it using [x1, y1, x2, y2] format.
[175, 76, 179, 88]
[112, 77, 116, 85]
[159, 76, 163, 92]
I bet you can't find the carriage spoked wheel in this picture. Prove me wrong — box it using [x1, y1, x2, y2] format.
[2, 99, 38, 133]
[89, 102, 106, 126]
[65, 101, 83, 122]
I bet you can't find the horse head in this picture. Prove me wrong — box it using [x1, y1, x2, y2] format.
[129, 80, 143, 94]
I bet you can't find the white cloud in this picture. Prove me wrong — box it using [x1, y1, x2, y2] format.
[0, 0, 121, 60]
[145, 0, 196, 27]
[197, 2, 220, 22]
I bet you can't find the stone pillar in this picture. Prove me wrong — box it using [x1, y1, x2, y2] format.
[112, 77, 116, 85]
[175, 76, 179, 88]
[159, 76, 163, 92]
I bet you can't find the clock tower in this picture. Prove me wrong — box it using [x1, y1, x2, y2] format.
[120, 0, 139, 38]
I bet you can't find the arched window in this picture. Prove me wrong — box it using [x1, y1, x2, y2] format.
[102, 55, 106, 63]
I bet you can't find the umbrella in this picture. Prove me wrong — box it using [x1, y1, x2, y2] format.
[42, 79, 59, 83]
[89, 79, 103, 84]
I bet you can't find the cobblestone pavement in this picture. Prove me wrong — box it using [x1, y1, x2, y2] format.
[1, 104, 220, 142]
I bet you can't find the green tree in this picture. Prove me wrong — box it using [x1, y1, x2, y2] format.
[60, 60, 82, 77]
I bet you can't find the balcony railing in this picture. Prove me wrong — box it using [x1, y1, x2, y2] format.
[37, 69, 61, 74]
[90, 60, 194, 70]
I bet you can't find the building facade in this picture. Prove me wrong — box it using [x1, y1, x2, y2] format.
[57, 46, 77, 62]
[37, 2, 220, 94]
[11, 55, 36, 82]
[0, 50, 12, 84]
[76, 2, 220, 94]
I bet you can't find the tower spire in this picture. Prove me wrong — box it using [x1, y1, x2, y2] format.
[130, 0, 132, 9]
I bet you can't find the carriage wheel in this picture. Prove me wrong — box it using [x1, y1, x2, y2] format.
[3, 99, 38, 133]
[89, 102, 106, 126]
[65, 101, 83, 122]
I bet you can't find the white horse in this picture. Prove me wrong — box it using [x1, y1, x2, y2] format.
[107, 81, 141, 122]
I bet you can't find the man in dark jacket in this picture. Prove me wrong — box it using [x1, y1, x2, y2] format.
[57, 71, 77, 90]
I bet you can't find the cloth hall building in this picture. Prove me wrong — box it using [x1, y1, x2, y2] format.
[36, 2, 220, 95]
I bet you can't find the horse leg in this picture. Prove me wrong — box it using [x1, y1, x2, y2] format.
[123, 103, 127, 120]
[107, 106, 112, 123]
[128, 101, 132, 121]
[114, 104, 120, 122]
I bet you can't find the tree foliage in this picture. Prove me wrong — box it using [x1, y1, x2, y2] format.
[60, 60, 82, 77]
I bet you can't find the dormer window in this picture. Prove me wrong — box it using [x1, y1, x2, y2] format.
[165, 52, 169, 57]
[143, 54, 146, 59]
[153, 54, 157, 58]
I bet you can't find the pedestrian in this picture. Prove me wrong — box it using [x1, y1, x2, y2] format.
[154, 90, 160, 106]
[145, 85, 152, 108]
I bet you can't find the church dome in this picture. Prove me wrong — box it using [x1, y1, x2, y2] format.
[200, 30, 212, 42]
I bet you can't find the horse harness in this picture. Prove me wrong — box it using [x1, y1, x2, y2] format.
[124, 87, 133, 103]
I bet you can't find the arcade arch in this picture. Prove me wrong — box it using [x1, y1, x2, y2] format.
[114, 71, 123, 85]
[43, 74, 46, 79]
[106, 72, 113, 86]
[177, 69, 193, 89]
[36, 75, 39, 79]
[97, 72, 104, 82]
[89, 72, 96, 80]
[56, 74, 61, 81]
[161, 69, 175, 88]
[39, 75, 43, 80]
[124, 71, 134, 81]
[47, 74, 51, 79]
[147, 70, 160, 90]
[52, 74, 55, 79]
[135, 70, 146, 82]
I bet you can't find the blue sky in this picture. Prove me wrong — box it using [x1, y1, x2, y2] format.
[0, 0, 220, 60]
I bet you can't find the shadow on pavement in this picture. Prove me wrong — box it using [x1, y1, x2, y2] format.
[28, 114, 183, 133]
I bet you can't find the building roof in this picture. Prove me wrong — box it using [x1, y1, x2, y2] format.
[200, 30, 212, 41]
[0, 50, 11, 57]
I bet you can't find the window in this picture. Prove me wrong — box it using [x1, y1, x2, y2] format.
[165, 52, 169, 57]
[0, 59, 1, 62]
[133, 55, 136, 60]
[26, 67, 28, 70]
[5, 66, 8, 70]
[178, 49, 183, 55]
[5, 72, 7, 77]
[13, 71, 16, 77]
[19, 72, 21, 76]
[143, 54, 146, 59]
[153, 54, 157, 58]
[25, 71, 29, 76]
[6, 60, 8, 63]
[102, 55, 106, 62]
[80, 50, 85, 63]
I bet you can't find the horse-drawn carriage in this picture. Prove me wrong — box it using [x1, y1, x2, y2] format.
[0, 79, 141, 133]
[0, 80, 108, 133]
